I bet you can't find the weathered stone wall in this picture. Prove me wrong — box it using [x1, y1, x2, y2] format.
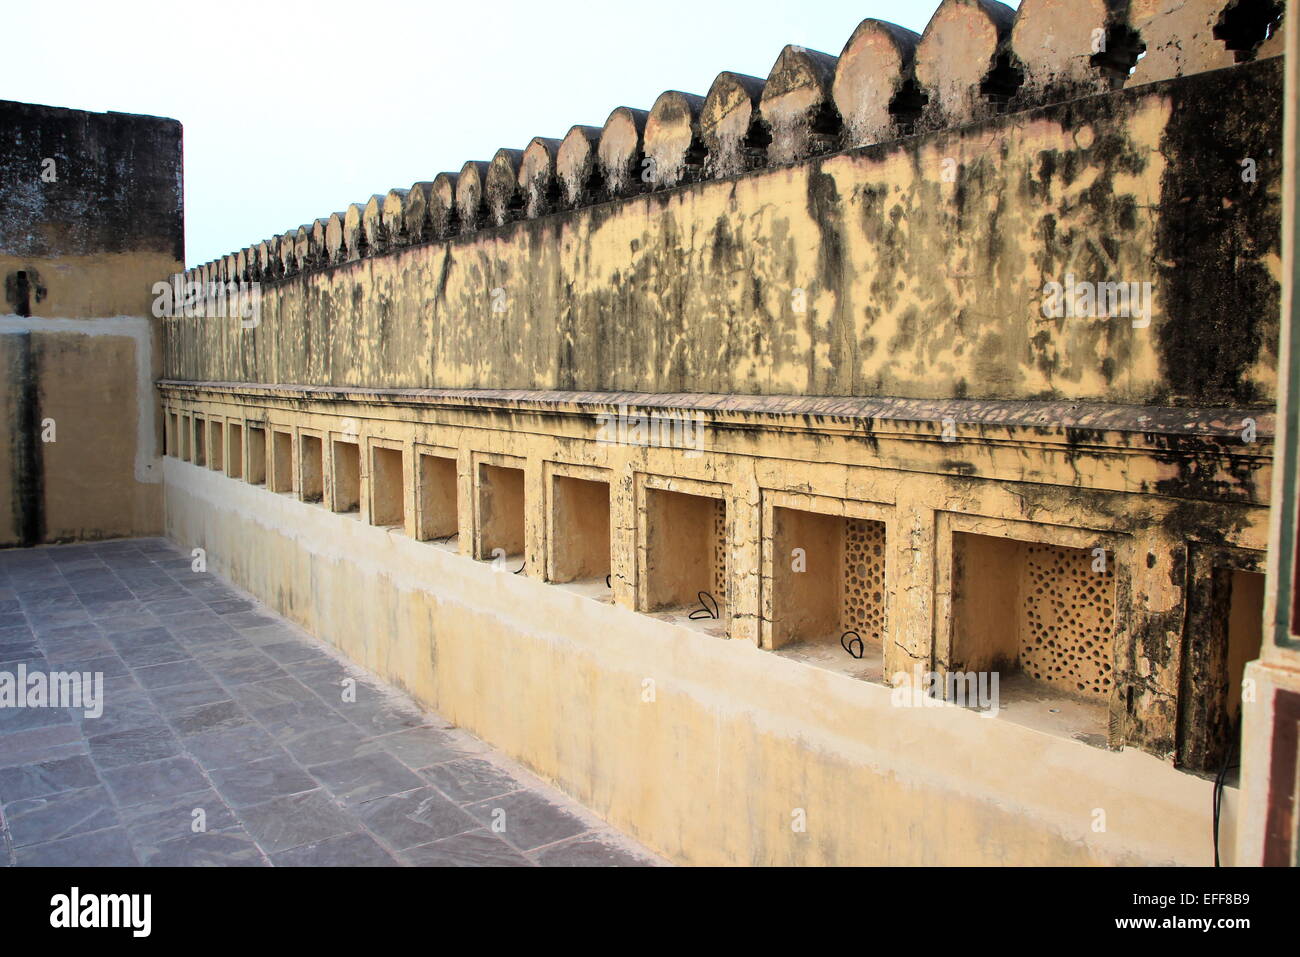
[157, 0, 1289, 865]
[1, 99, 183, 545]
[165, 4, 1285, 410]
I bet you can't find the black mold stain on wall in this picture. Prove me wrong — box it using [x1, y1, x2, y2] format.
[4, 268, 46, 316]
[1154, 58, 1283, 406]
[7, 333, 46, 547]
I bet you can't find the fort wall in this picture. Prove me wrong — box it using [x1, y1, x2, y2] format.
[156, 0, 1290, 864]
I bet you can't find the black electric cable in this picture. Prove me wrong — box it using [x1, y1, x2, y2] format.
[1212, 720, 1240, 868]
[688, 591, 719, 620]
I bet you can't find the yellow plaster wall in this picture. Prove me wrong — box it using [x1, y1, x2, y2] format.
[163, 453, 1238, 865]
[164, 61, 1284, 410]
[0, 250, 175, 545]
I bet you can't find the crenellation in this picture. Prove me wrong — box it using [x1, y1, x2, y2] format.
[276, 230, 295, 277]
[310, 218, 330, 268]
[644, 91, 707, 189]
[188, 0, 1289, 279]
[164, 54, 1284, 409]
[363, 188, 406, 253]
[597, 106, 651, 200]
[1009, 0, 1125, 104]
[832, 18, 922, 147]
[254, 240, 274, 281]
[556, 124, 603, 207]
[344, 200, 374, 260]
[485, 148, 526, 226]
[1129, 0, 1250, 85]
[518, 137, 563, 217]
[914, 0, 1019, 131]
[294, 224, 312, 271]
[455, 161, 489, 233]
[403, 180, 434, 244]
[760, 44, 842, 166]
[700, 71, 768, 179]
[325, 210, 346, 264]
[429, 172, 459, 239]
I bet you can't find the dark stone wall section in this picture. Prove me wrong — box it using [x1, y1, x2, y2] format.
[0, 99, 183, 260]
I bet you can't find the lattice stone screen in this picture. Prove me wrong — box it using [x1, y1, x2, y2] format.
[712, 498, 727, 604]
[844, 518, 887, 643]
[1019, 543, 1116, 699]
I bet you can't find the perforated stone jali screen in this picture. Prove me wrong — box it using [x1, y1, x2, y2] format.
[1019, 543, 1115, 699]
[843, 518, 887, 643]
[712, 498, 727, 605]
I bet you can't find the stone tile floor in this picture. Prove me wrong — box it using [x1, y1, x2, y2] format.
[0, 538, 664, 867]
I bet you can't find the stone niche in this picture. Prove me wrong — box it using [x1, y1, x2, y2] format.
[271, 430, 294, 494]
[226, 422, 243, 479]
[299, 432, 323, 503]
[416, 451, 458, 542]
[246, 425, 267, 486]
[770, 506, 887, 670]
[950, 532, 1117, 704]
[550, 473, 611, 585]
[207, 419, 224, 472]
[193, 416, 206, 467]
[643, 486, 727, 618]
[477, 462, 526, 563]
[331, 439, 360, 513]
[370, 444, 405, 528]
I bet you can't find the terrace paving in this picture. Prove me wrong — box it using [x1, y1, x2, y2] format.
[0, 539, 662, 867]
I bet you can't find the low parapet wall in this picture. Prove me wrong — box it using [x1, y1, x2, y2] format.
[157, 382, 1260, 864]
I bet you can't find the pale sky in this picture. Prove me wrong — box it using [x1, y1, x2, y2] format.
[4, 0, 1017, 267]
